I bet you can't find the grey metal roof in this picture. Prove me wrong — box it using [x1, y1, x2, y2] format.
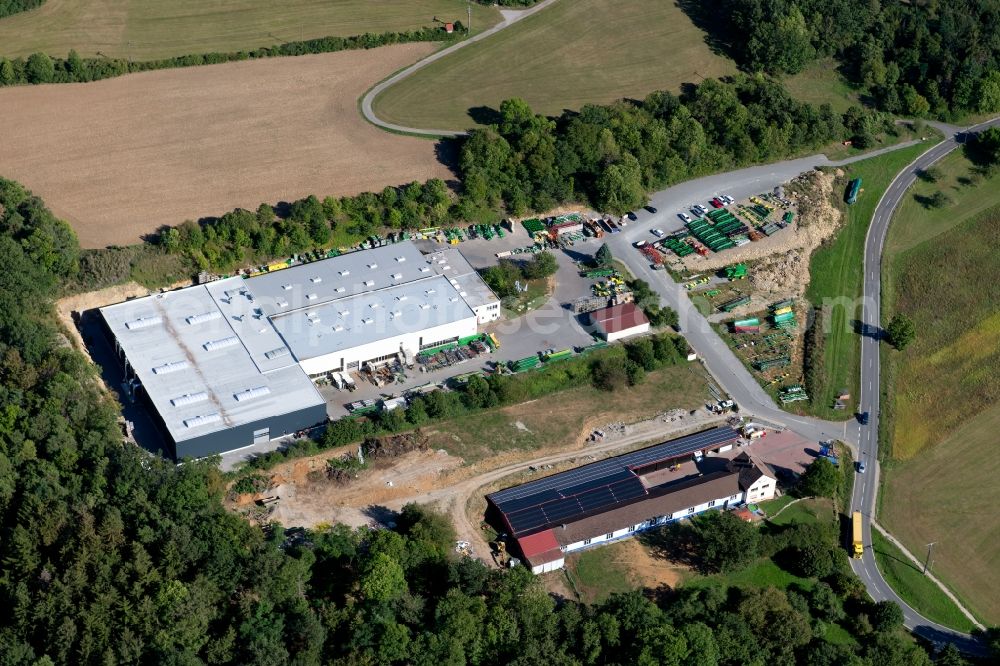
[265, 274, 476, 361]
[424, 248, 500, 311]
[101, 277, 324, 444]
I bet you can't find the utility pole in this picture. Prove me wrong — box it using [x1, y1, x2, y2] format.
[923, 541, 936, 574]
[468, 4, 472, 33]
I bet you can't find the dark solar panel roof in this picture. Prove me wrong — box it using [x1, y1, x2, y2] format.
[491, 426, 739, 535]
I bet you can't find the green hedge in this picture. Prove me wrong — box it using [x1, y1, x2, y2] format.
[0, 0, 42, 19]
[0, 24, 463, 87]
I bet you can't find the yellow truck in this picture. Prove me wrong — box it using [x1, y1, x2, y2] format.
[851, 511, 864, 558]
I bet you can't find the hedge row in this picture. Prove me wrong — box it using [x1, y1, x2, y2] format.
[0, 24, 463, 87]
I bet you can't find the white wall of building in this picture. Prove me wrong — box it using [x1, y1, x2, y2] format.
[745, 475, 776, 503]
[560, 479, 776, 554]
[297, 317, 477, 376]
[604, 322, 651, 343]
[473, 302, 501, 324]
[530, 558, 565, 575]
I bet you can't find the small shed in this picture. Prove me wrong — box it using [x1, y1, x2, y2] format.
[517, 529, 565, 574]
[444, 22, 455, 33]
[588, 302, 651, 342]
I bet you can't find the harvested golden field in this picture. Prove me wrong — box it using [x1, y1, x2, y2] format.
[0, 0, 501, 59]
[0, 44, 451, 248]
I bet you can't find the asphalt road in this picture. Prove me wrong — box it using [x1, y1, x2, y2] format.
[604, 122, 999, 653]
[848, 117, 1000, 652]
[360, 0, 560, 137]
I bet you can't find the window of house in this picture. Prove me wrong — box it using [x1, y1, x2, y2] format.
[583, 538, 591, 546]
[629, 525, 637, 532]
[686, 507, 695, 514]
[708, 500, 716, 507]
[605, 533, 614, 540]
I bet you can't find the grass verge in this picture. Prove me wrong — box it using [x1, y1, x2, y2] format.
[372, 0, 736, 130]
[803, 141, 931, 420]
[869, 530, 976, 633]
[877, 152, 1000, 624]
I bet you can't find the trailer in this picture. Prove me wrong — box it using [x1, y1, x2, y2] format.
[544, 348, 574, 363]
[733, 318, 761, 333]
[851, 511, 864, 558]
[846, 178, 862, 205]
[725, 264, 748, 280]
[719, 295, 751, 312]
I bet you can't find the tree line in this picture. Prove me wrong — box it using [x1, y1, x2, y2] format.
[242, 333, 691, 472]
[0, 0, 41, 19]
[113, 75, 893, 289]
[0, 25, 463, 87]
[0, 176, 994, 664]
[457, 75, 888, 218]
[702, 0, 1000, 119]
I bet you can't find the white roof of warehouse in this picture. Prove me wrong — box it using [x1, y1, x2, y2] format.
[248, 242, 434, 316]
[424, 248, 500, 311]
[266, 274, 475, 361]
[100, 277, 324, 444]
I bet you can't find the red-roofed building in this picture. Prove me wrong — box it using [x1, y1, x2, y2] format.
[588, 302, 650, 342]
[516, 529, 565, 573]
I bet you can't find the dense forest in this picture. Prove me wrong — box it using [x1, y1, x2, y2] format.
[2, 166, 999, 664]
[704, 0, 1000, 118]
[456, 75, 888, 217]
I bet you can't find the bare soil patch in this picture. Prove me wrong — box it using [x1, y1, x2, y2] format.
[0, 44, 450, 248]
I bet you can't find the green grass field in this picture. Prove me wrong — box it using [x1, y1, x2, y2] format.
[372, 0, 736, 130]
[426, 362, 711, 463]
[803, 142, 932, 419]
[869, 530, 978, 632]
[565, 543, 637, 603]
[882, 405, 1000, 624]
[877, 152, 1000, 623]
[0, 0, 502, 59]
[783, 59, 859, 115]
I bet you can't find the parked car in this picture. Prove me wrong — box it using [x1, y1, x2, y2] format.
[857, 411, 870, 425]
[678, 212, 692, 222]
[690, 207, 704, 218]
[651, 228, 664, 237]
[644, 205, 658, 214]
[634, 240, 648, 248]
[626, 211, 638, 221]
[694, 204, 708, 214]
[857, 461, 867, 474]
[710, 198, 724, 208]
[721, 194, 735, 204]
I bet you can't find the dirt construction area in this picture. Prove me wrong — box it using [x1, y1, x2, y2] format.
[232, 408, 728, 564]
[0, 44, 450, 248]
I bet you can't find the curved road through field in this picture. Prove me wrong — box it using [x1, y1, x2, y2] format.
[602, 122, 997, 653]
[849, 117, 1000, 653]
[360, 0, 561, 137]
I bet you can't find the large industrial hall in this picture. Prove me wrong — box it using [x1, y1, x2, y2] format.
[100, 241, 499, 458]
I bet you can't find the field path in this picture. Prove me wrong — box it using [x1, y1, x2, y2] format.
[360, 0, 560, 137]
[0, 44, 451, 248]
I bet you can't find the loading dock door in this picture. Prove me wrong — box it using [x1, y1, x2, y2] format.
[253, 428, 270, 444]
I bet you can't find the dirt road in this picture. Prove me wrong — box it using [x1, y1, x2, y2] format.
[269, 411, 725, 564]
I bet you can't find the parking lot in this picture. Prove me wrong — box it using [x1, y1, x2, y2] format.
[313, 229, 603, 421]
